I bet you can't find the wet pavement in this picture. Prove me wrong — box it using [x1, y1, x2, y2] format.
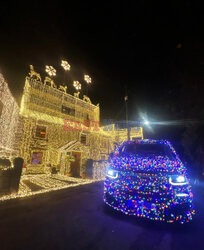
[0, 181, 203, 250]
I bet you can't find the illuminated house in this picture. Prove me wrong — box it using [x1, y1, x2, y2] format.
[19, 71, 113, 176]
[102, 123, 143, 144]
[0, 73, 22, 158]
[1, 67, 143, 177]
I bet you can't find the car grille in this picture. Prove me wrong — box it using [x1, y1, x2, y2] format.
[126, 188, 171, 203]
[119, 172, 171, 203]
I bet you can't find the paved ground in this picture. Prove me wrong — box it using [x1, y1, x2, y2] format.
[0, 182, 203, 250]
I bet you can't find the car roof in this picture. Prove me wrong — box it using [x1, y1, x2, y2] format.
[123, 139, 170, 144]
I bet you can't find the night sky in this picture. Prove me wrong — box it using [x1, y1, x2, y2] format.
[1, 2, 204, 127]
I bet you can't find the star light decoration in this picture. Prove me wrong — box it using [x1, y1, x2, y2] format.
[73, 81, 81, 91]
[61, 60, 71, 71]
[45, 65, 56, 76]
[84, 74, 91, 84]
[104, 139, 195, 224]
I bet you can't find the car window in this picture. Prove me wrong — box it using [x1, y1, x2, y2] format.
[120, 143, 176, 160]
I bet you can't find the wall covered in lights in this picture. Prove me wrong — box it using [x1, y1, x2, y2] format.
[0, 73, 22, 158]
[19, 75, 113, 176]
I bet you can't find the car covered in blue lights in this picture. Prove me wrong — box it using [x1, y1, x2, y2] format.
[104, 139, 195, 223]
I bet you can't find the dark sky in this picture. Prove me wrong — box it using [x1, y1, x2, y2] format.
[1, 2, 204, 123]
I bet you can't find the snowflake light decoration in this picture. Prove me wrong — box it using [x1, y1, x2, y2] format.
[45, 65, 56, 76]
[73, 81, 81, 91]
[61, 60, 71, 71]
[84, 74, 91, 84]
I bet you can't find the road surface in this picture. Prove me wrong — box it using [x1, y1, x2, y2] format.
[0, 181, 203, 250]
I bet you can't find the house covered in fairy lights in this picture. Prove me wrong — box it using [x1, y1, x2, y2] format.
[1, 67, 143, 177]
[19, 68, 115, 176]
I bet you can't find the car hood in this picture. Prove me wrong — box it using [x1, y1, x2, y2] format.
[110, 155, 186, 175]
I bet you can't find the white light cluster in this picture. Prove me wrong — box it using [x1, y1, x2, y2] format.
[84, 74, 91, 84]
[73, 81, 81, 90]
[107, 169, 118, 179]
[169, 175, 188, 186]
[45, 65, 56, 76]
[61, 60, 71, 71]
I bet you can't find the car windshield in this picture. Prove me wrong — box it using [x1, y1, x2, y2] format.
[120, 143, 176, 160]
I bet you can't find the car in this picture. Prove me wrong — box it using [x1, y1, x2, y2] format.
[104, 139, 195, 223]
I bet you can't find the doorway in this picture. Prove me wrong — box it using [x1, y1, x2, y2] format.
[70, 151, 81, 177]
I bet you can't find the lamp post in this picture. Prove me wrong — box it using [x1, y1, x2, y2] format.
[124, 95, 130, 140]
[144, 120, 149, 125]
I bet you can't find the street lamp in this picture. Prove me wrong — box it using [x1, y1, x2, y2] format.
[144, 120, 149, 125]
[61, 60, 71, 71]
[73, 81, 81, 91]
[45, 65, 56, 76]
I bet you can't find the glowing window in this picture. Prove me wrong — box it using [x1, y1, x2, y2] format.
[36, 125, 46, 139]
[61, 105, 75, 116]
[31, 152, 43, 164]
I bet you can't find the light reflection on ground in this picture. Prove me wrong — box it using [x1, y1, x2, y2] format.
[0, 174, 100, 202]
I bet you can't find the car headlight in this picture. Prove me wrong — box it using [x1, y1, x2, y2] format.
[169, 175, 188, 186]
[107, 169, 118, 179]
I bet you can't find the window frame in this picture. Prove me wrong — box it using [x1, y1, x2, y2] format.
[35, 124, 47, 139]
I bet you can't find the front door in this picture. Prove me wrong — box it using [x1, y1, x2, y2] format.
[70, 151, 81, 177]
